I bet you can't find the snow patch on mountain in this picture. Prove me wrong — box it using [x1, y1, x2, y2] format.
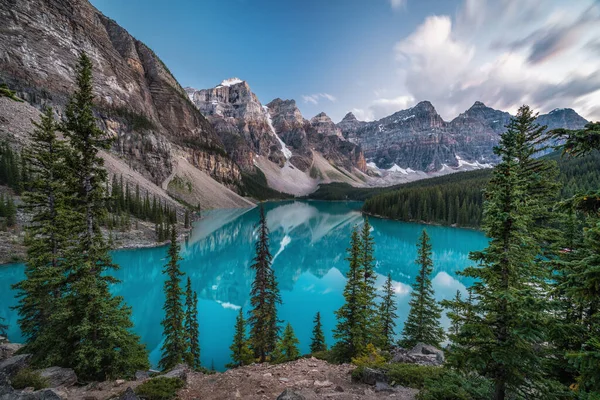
[263, 105, 292, 159]
[217, 77, 243, 88]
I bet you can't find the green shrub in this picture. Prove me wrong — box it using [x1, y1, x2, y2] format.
[311, 350, 336, 363]
[351, 344, 387, 368]
[135, 377, 184, 400]
[417, 370, 493, 400]
[352, 363, 443, 390]
[10, 369, 48, 390]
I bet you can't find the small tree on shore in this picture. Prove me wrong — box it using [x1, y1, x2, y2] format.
[310, 312, 327, 353]
[378, 274, 398, 350]
[227, 309, 254, 368]
[184, 277, 201, 369]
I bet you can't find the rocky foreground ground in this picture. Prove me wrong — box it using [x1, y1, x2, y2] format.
[179, 358, 418, 400]
[0, 339, 429, 400]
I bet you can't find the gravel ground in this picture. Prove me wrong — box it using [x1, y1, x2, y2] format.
[179, 358, 418, 400]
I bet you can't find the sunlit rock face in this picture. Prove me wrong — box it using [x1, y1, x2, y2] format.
[0, 0, 240, 186]
[339, 101, 589, 172]
[185, 80, 286, 170]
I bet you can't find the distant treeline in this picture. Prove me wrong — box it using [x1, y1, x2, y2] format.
[362, 151, 600, 228]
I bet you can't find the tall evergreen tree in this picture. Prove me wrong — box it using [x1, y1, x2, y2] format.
[248, 205, 281, 362]
[273, 322, 300, 363]
[12, 107, 73, 363]
[184, 277, 201, 369]
[227, 309, 254, 368]
[60, 53, 148, 381]
[447, 106, 558, 400]
[400, 229, 444, 348]
[310, 312, 327, 353]
[159, 226, 186, 371]
[333, 227, 369, 361]
[360, 217, 379, 342]
[550, 121, 600, 394]
[378, 274, 398, 350]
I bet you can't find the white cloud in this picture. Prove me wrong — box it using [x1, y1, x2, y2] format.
[389, 0, 406, 10]
[302, 93, 337, 105]
[386, 0, 600, 121]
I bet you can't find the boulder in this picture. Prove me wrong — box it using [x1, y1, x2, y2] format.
[0, 343, 23, 361]
[1, 388, 67, 400]
[0, 354, 31, 377]
[134, 371, 150, 381]
[119, 387, 140, 400]
[35, 367, 77, 388]
[375, 381, 395, 393]
[162, 364, 189, 381]
[408, 343, 444, 364]
[276, 388, 305, 400]
[357, 367, 388, 386]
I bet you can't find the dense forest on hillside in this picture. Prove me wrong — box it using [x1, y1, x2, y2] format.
[360, 151, 600, 228]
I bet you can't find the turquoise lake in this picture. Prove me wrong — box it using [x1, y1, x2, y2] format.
[0, 200, 487, 371]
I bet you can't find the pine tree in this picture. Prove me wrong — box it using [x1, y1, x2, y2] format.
[400, 229, 444, 348]
[333, 227, 369, 362]
[550, 121, 600, 394]
[378, 274, 398, 350]
[59, 53, 148, 381]
[184, 277, 201, 369]
[159, 226, 186, 371]
[310, 312, 327, 353]
[248, 205, 281, 362]
[360, 217, 379, 343]
[227, 309, 254, 368]
[11, 107, 73, 362]
[273, 322, 300, 363]
[447, 106, 558, 400]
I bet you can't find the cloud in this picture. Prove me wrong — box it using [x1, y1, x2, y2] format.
[389, 0, 406, 10]
[302, 93, 337, 105]
[387, 0, 600, 121]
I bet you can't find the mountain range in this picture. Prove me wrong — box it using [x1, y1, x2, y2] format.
[0, 0, 590, 204]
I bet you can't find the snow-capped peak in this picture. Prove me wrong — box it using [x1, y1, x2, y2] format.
[218, 78, 243, 87]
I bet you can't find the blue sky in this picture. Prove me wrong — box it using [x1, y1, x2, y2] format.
[90, 0, 600, 122]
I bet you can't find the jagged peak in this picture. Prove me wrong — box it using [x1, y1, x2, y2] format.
[312, 111, 330, 119]
[341, 112, 358, 122]
[413, 100, 436, 113]
[471, 101, 486, 108]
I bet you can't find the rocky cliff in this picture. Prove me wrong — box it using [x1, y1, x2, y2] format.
[185, 79, 286, 171]
[339, 101, 588, 172]
[0, 0, 241, 190]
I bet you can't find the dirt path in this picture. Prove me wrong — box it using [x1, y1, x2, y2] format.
[179, 358, 418, 400]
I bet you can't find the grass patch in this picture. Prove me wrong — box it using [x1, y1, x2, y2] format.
[135, 377, 184, 400]
[0, 84, 24, 103]
[10, 369, 48, 390]
[309, 165, 323, 180]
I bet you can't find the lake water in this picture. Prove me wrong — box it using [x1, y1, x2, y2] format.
[0, 200, 487, 371]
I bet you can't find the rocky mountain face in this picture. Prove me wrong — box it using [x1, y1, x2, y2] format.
[185, 79, 286, 171]
[186, 81, 366, 180]
[0, 0, 240, 189]
[266, 99, 366, 173]
[340, 101, 588, 172]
